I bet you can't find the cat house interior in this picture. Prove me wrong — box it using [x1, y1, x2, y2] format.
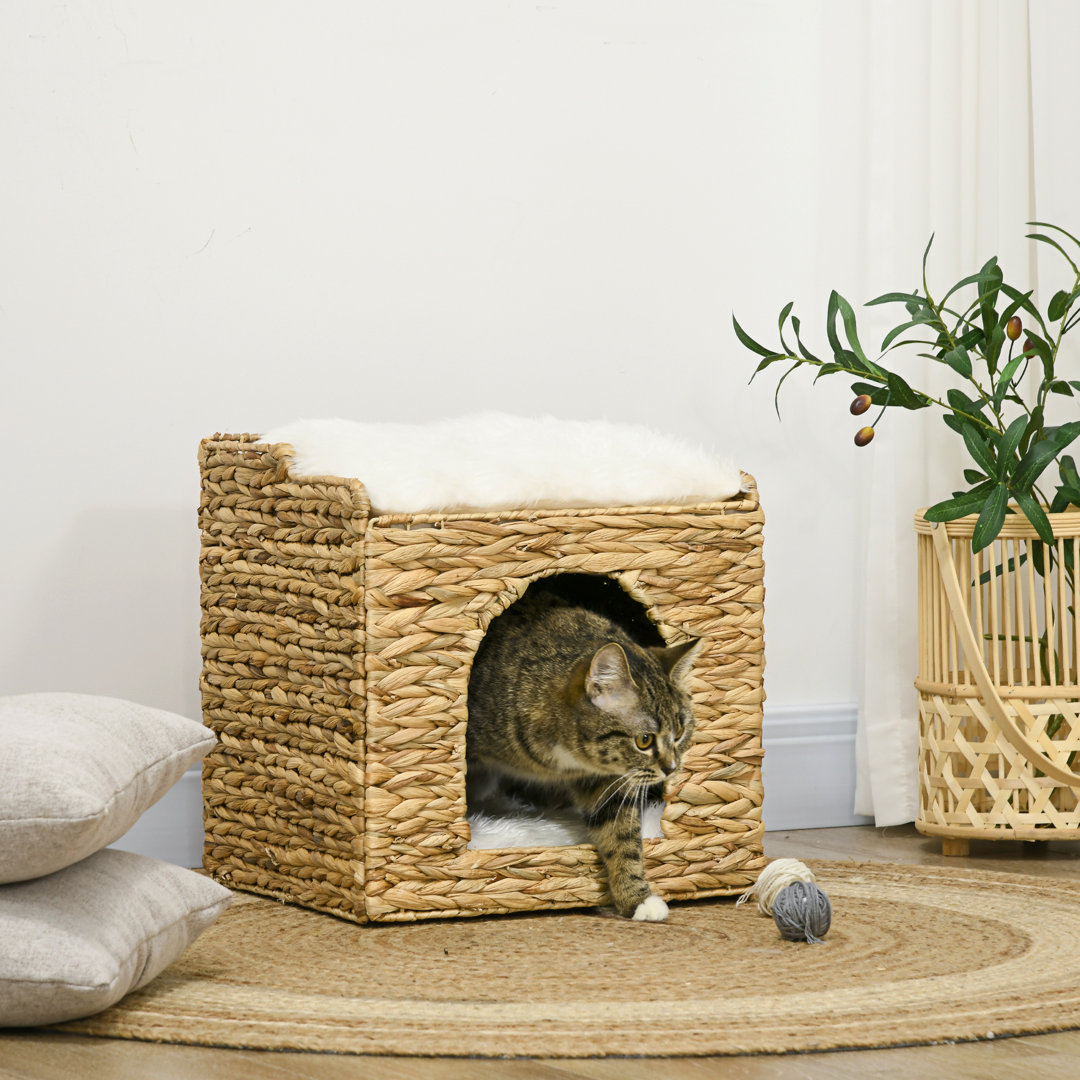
[464, 572, 677, 850]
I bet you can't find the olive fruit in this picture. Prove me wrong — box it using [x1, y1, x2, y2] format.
[854, 426, 875, 447]
[1024, 337, 1037, 355]
[850, 394, 872, 416]
[1006, 315, 1022, 341]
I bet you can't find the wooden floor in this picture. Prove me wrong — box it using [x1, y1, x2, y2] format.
[4, 824, 1080, 1080]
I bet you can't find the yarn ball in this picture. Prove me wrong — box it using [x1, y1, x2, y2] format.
[736, 857, 817, 916]
[772, 881, 832, 944]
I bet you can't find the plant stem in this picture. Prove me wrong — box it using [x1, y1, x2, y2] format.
[763, 352, 1002, 435]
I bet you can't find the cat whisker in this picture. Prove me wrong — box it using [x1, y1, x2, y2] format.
[593, 771, 638, 815]
[617, 773, 650, 820]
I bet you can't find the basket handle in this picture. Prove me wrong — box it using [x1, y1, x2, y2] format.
[930, 522, 1080, 787]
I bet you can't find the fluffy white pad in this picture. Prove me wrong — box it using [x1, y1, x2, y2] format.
[467, 801, 665, 850]
[261, 413, 741, 515]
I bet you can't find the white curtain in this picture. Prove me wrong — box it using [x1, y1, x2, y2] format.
[853, 0, 1038, 824]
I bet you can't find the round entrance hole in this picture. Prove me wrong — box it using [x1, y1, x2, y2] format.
[465, 573, 669, 849]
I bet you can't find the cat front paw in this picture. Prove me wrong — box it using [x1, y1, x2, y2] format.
[631, 894, 669, 922]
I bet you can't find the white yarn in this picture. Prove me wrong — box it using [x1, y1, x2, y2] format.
[736, 858, 817, 916]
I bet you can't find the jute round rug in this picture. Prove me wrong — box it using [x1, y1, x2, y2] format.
[57, 860, 1080, 1057]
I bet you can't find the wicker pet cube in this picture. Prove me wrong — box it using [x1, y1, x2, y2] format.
[198, 433, 766, 923]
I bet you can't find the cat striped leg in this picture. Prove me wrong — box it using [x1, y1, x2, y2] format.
[585, 791, 666, 921]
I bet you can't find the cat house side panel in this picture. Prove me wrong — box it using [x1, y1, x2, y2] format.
[198, 435, 370, 922]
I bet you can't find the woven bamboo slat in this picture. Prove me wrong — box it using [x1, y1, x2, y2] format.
[914, 509, 1080, 852]
[199, 433, 766, 922]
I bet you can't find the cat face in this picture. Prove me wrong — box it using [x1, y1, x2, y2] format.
[564, 638, 702, 783]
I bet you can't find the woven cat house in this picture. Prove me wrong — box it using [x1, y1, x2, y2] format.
[198, 432, 765, 923]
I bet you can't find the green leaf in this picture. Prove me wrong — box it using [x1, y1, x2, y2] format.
[992, 353, 1026, 411]
[947, 388, 989, 420]
[826, 291, 844, 360]
[942, 345, 972, 378]
[772, 361, 801, 418]
[998, 282, 1049, 339]
[836, 347, 868, 374]
[978, 259, 1003, 332]
[1027, 231, 1080, 276]
[1013, 421, 1080, 491]
[986, 323, 1006, 373]
[1028, 220, 1080, 250]
[997, 414, 1029, 479]
[789, 314, 823, 364]
[1048, 289, 1072, 322]
[1048, 421, 1080, 452]
[959, 419, 997, 477]
[1012, 487, 1055, 546]
[924, 487, 996, 522]
[996, 287, 1036, 333]
[850, 380, 889, 406]
[963, 468, 986, 485]
[1013, 439, 1058, 491]
[1021, 404, 1044, 456]
[941, 266, 995, 308]
[880, 316, 938, 352]
[972, 483, 1009, 552]
[733, 314, 778, 359]
[1051, 485, 1080, 513]
[813, 363, 845, 381]
[750, 354, 788, 380]
[834, 293, 881, 374]
[1060, 454, 1080, 489]
[777, 301, 795, 354]
[957, 326, 984, 351]
[921, 233, 935, 294]
[979, 550, 1027, 585]
[885, 371, 930, 410]
[865, 290, 925, 308]
[1050, 380, 1075, 396]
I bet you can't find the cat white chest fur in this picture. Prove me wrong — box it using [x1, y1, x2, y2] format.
[550, 743, 586, 773]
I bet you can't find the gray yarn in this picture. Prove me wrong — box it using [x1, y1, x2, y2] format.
[772, 881, 832, 944]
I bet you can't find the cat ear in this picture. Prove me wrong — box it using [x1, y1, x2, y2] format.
[654, 638, 704, 684]
[585, 643, 636, 708]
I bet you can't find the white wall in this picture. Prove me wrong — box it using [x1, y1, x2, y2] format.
[3, 2, 1076, 858]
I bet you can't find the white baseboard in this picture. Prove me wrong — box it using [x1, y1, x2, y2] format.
[111, 703, 868, 866]
[762, 703, 872, 831]
[112, 767, 205, 868]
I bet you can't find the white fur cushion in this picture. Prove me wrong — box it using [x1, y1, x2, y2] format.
[0, 694, 216, 884]
[467, 801, 664, 849]
[0, 849, 231, 1026]
[261, 413, 742, 515]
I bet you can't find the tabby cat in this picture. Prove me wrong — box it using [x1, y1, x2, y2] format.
[466, 585, 702, 921]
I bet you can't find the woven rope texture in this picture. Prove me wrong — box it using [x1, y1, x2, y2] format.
[199, 434, 765, 922]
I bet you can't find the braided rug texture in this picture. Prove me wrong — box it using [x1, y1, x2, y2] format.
[198, 434, 766, 924]
[56, 861, 1080, 1057]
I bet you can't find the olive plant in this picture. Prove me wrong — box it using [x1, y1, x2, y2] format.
[735, 222, 1080, 554]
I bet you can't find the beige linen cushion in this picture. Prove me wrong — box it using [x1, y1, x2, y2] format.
[0, 693, 216, 884]
[0, 848, 231, 1026]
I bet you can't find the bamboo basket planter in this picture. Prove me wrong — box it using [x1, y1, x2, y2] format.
[915, 508, 1080, 855]
[198, 433, 766, 923]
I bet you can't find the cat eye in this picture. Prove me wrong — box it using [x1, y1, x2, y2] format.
[634, 733, 655, 751]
